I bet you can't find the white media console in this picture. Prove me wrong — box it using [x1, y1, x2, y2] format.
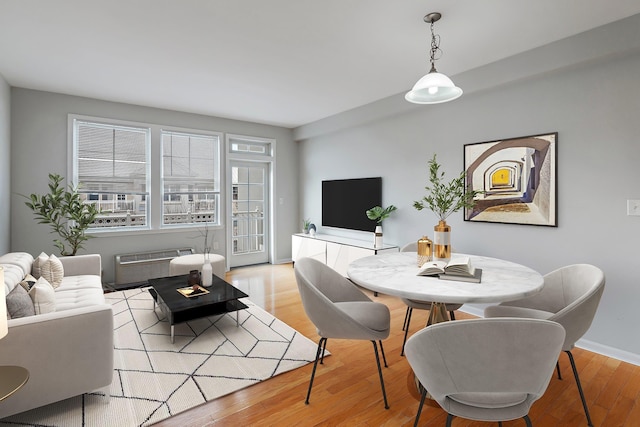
[291, 233, 398, 276]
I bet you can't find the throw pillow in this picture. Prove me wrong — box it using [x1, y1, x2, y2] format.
[6, 284, 36, 318]
[19, 273, 38, 292]
[40, 254, 64, 288]
[29, 277, 57, 314]
[31, 251, 49, 279]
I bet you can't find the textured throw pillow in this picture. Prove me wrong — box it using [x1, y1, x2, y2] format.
[29, 277, 57, 314]
[40, 254, 64, 288]
[19, 273, 38, 292]
[31, 252, 49, 279]
[6, 284, 36, 318]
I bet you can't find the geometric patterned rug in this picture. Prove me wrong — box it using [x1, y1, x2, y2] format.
[0, 287, 322, 427]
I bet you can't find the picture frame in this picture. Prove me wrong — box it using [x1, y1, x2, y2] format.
[463, 132, 557, 227]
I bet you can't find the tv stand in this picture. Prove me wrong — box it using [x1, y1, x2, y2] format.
[291, 233, 398, 276]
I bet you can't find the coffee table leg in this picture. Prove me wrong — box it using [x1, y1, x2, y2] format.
[236, 310, 239, 326]
[171, 325, 175, 343]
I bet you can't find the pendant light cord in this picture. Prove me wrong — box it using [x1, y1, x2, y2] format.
[429, 21, 442, 72]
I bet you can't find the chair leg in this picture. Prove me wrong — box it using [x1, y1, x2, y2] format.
[449, 310, 456, 320]
[566, 350, 594, 427]
[320, 337, 328, 364]
[413, 388, 427, 427]
[402, 306, 411, 331]
[305, 337, 327, 404]
[523, 415, 533, 427]
[379, 340, 388, 367]
[401, 307, 414, 356]
[556, 361, 562, 379]
[371, 340, 389, 409]
[446, 413, 454, 427]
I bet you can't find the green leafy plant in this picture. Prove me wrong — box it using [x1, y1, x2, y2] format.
[302, 218, 312, 232]
[24, 173, 100, 256]
[366, 205, 397, 224]
[413, 154, 482, 221]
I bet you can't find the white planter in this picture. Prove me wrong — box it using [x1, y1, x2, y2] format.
[374, 225, 383, 248]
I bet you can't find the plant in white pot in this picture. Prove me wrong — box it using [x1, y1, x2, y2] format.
[413, 154, 481, 260]
[366, 205, 397, 248]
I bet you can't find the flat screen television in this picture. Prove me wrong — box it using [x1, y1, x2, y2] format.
[322, 177, 382, 232]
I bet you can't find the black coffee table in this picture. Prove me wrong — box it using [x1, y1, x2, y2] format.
[148, 273, 249, 343]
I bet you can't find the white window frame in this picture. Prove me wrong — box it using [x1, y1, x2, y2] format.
[68, 114, 223, 234]
[160, 128, 222, 228]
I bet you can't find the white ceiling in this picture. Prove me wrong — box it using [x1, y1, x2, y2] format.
[1, 1, 639, 128]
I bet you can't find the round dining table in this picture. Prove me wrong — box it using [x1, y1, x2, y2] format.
[347, 252, 544, 323]
[348, 251, 545, 402]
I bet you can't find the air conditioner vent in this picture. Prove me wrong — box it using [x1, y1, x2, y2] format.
[114, 248, 194, 285]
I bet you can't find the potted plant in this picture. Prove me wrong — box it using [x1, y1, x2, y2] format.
[413, 154, 482, 260]
[24, 173, 100, 256]
[366, 205, 397, 248]
[302, 218, 312, 234]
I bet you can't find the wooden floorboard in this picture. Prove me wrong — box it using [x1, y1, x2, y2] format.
[151, 263, 640, 427]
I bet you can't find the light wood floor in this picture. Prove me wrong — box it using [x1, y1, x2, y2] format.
[153, 263, 640, 427]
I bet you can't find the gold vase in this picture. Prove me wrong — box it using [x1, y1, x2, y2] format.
[417, 236, 432, 267]
[433, 220, 451, 261]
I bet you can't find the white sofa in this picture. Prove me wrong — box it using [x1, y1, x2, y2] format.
[0, 252, 113, 419]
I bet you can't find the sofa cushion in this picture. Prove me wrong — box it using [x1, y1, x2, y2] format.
[54, 287, 106, 312]
[40, 254, 64, 288]
[54, 274, 105, 311]
[31, 252, 48, 279]
[57, 274, 104, 292]
[2, 264, 26, 295]
[6, 284, 36, 318]
[29, 277, 57, 314]
[0, 252, 34, 278]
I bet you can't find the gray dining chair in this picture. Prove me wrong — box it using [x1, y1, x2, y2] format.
[484, 263, 605, 427]
[405, 318, 565, 427]
[400, 242, 462, 356]
[294, 257, 391, 409]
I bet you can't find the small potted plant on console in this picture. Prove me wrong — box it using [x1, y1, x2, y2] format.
[366, 205, 397, 248]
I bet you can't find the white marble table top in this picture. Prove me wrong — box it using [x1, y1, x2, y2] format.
[347, 252, 544, 304]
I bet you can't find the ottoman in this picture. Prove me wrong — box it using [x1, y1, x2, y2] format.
[169, 253, 226, 279]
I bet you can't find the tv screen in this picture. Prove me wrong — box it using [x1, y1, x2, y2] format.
[322, 177, 382, 232]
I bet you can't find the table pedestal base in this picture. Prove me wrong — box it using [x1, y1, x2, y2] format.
[427, 302, 451, 325]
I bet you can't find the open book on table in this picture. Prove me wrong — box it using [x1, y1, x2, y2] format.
[417, 256, 482, 282]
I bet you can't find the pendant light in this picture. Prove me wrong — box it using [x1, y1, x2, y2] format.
[405, 12, 463, 104]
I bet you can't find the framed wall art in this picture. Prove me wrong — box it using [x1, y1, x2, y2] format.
[463, 132, 557, 227]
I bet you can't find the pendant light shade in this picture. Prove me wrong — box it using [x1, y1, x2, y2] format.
[405, 12, 462, 105]
[405, 71, 463, 104]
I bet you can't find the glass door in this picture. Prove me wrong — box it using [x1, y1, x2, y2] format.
[228, 161, 269, 267]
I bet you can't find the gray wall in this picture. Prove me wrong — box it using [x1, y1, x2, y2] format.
[0, 74, 10, 254]
[9, 89, 298, 283]
[294, 19, 640, 362]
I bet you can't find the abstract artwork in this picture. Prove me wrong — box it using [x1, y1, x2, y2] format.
[463, 132, 557, 226]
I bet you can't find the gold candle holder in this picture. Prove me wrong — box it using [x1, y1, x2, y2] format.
[417, 236, 432, 267]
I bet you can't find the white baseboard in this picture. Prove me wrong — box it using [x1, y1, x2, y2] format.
[461, 306, 640, 367]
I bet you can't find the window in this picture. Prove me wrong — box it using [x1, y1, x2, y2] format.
[228, 135, 272, 156]
[73, 119, 150, 229]
[161, 130, 220, 225]
[72, 116, 222, 231]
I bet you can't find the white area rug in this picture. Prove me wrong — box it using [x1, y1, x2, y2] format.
[1, 288, 321, 426]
